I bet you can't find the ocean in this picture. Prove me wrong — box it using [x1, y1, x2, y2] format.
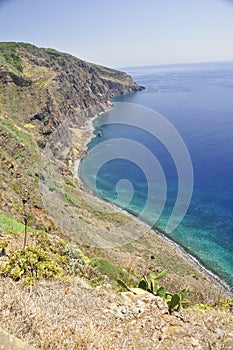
[80, 61, 233, 287]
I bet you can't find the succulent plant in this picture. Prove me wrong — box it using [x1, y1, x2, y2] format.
[117, 269, 190, 313]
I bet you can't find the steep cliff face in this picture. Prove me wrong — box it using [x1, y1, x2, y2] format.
[0, 42, 142, 222]
[0, 42, 142, 142]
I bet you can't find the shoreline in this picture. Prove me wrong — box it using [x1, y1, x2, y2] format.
[74, 106, 233, 298]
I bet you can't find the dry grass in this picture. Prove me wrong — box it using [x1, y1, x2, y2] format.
[0, 277, 135, 350]
[0, 278, 103, 349]
[0, 277, 137, 350]
[0, 277, 233, 350]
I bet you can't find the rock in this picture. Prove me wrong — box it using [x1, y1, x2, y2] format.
[215, 327, 225, 337]
[191, 337, 200, 347]
[0, 328, 34, 350]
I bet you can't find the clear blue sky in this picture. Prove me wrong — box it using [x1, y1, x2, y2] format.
[0, 0, 233, 68]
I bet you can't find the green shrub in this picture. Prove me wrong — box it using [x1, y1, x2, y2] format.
[194, 299, 233, 312]
[0, 241, 9, 249]
[216, 299, 233, 311]
[65, 179, 76, 188]
[0, 43, 23, 74]
[1, 245, 64, 285]
[65, 243, 90, 275]
[90, 257, 124, 281]
[78, 215, 91, 224]
[0, 213, 34, 235]
[0, 240, 9, 255]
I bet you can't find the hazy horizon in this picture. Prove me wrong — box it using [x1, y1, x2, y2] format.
[0, 0, 233, 68]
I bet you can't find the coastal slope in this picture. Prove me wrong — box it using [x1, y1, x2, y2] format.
[0, 41, 141, 222]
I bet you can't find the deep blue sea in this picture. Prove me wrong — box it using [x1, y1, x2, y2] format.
[80, 61, 233, 287]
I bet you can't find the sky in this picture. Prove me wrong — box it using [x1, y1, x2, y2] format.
[0, 0, 233, 68]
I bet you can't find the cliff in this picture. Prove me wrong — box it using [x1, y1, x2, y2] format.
[0, 42, 142, 144]
[0, 42, 142, 222]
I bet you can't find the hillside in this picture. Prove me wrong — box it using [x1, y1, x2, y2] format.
[0, 42, 232, 350]
[0, 41, 141, 224]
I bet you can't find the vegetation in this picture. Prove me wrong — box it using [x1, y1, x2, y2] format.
[65, 243, 89, 275]
[0, 118, 38, 153]
[46, 47, 61, 60]
[0, 240, 9, 255]
[1, 245, 65, 285]
[0, 42, 23, 74]
[0, 213, 34, 235]
[65, 179, 76, 188]
[194, 299, 233, 312]
[117, 269, 190, 313]
[90, 257, 124, 281]
[0, 213, 132, 288]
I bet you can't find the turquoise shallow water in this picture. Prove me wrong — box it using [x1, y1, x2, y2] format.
[80, 61, 233, 287]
